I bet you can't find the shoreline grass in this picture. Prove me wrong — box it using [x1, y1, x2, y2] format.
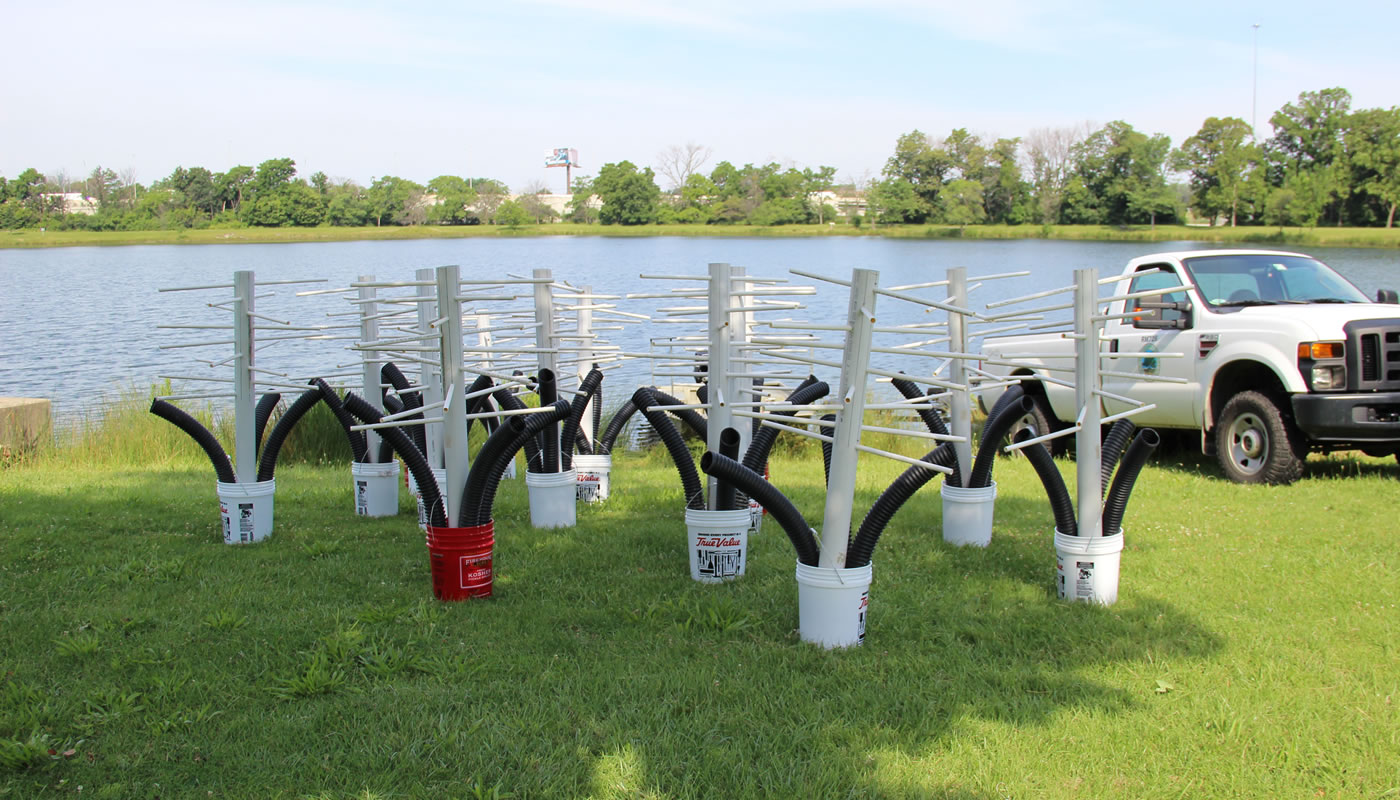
[6, 222, 1400, 250]
[2, 409, 1397, 797]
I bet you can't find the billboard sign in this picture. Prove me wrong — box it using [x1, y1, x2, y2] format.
[544, 148, 578, 168]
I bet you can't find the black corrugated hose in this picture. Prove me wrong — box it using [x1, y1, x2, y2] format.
[592, 384, 603, 442]
[467, 400, 574, 527]
[382, 362, 427, 456]
[647, 389, 708, 441]
[846, 443, 958, 569]
[313, 378, 369, 463]
[740, 379, 831, 473]
[375, 394, 404, 464]
[537, 368, 560, 472]
[340, 391, 446, 527]
[1101, 428, 1159, 536]
[596, 399, 637, 455]
[256, 387, 323, 482]
[967, 391, 1033, 489]
[559, 367, 604, 471]
[891, 375, 960, 487]
[489, 385, 543, 473]
[575, 429, 593, 456]
[1014, 428, 1077, 536]
[459, 416, 530, 527]
[714, 427, 742, 511]
[633, 387, 706, 510]
[1099, 418, 1136, 497]
[461, 374, 496, 440]
[700, 452, 820, 566]
[254, 392, 281, 456]
[820, 414, 835, 488]
[150, 399, 236, 484]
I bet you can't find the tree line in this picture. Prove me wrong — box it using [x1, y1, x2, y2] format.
[3, 87, 1396, 231]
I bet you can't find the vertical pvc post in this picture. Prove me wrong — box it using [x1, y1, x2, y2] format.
[357, 276, 383, 462]
[946, 267, 973, 481]
[533, 268, 558, 378]
[575, 284, 596, 447]
[706, 262, 734, 509]
[1074, 268, 1103, 539]
[818, 268, 880, 568]
[436, 265, 469, 526]
[532, 267, 559, 464]
[729, 266, 755, 460]
[416, 267, 444, 469]
[231, 270, 257, 484]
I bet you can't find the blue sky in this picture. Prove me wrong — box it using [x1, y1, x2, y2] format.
[5, 0, 1399, 194]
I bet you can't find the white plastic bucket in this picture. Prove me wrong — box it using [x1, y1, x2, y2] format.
[352, 461, 401, 517]
[525, 469, 577, 528]
[416, 468, 448, 531]
[684, 508, 750, 583]
[941, 480, 996, 547]
[746, 496, 764, 536]
[217, 479, 275, 545]
[1055, 529, 1124, 605]
[795, 561, 873, 648]
[574, 454, 611, 503]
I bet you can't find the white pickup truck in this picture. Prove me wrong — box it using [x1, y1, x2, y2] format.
[978, 249, 1400, 484]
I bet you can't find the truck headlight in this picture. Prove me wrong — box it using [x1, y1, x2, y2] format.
[1310, 365, 1346, 391]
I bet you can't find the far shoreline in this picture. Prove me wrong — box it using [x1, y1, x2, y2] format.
[4, 222, 1400, 251]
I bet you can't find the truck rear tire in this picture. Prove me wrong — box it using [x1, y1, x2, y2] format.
[1004, 392, 1066, 457]
[1214, 391, 1305, 485]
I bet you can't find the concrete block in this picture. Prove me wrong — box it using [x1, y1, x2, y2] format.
[0, 397, 52, 453]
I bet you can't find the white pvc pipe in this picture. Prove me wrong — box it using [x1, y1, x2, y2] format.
[232, 271, 257, 483]
[819, 268, 878, 568]
[1074, 268, 1103, 540]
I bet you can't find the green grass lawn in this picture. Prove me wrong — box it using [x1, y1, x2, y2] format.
[1, 441, 1397, 798]
[6, 223, 1400, 250]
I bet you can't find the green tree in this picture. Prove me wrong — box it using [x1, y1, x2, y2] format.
[426, 175, 478, 225]
[325, 181, 371, 226]
[866, 177, 923, 224]
[1345, 106, 1400, 227]
[594, 161, 660, 225]
[219, 166, 254, 213]
[1172, 117, 1258, 226]
[366, 176, 424, 226]
[470, 178, 510, 224]
[982, 138, 1032, 224]
[496, 199, 531, 228]
[250, 158, 297, 197]
[1267, 88, 1352, 225]
[1071, 121, 1176, 225]
[84, 166, 121, 210]
[880, 130, 952, 222]
[565, 175, 599, 223]
[940, 179, 986, 226]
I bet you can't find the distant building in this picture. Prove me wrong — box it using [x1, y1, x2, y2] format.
[40, 192, 99, 215]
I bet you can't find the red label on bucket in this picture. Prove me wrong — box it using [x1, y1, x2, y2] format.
[460, 554, 492, 590]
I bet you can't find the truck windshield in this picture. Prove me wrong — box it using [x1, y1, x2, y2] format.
[1182, 254, 1369, 307]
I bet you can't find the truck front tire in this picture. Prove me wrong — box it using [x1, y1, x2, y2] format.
[1214, 391, 1305, 485]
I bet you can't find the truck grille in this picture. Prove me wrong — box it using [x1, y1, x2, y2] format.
[1347, 320, 1400, 391]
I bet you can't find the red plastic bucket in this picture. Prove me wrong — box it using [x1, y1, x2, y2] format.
[425, 521, 494, 600]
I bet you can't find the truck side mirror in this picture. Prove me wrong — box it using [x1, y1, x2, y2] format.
[1132, 300, 1192, 330]
[1377, 288, 1398, 304]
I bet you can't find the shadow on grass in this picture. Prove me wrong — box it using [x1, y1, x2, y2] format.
[482, 467, 1223, 797]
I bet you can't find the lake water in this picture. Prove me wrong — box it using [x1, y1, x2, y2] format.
[2, 236, 1397, 425]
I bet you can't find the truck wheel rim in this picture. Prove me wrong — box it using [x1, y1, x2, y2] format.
[1228, 412, 1268, 475]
